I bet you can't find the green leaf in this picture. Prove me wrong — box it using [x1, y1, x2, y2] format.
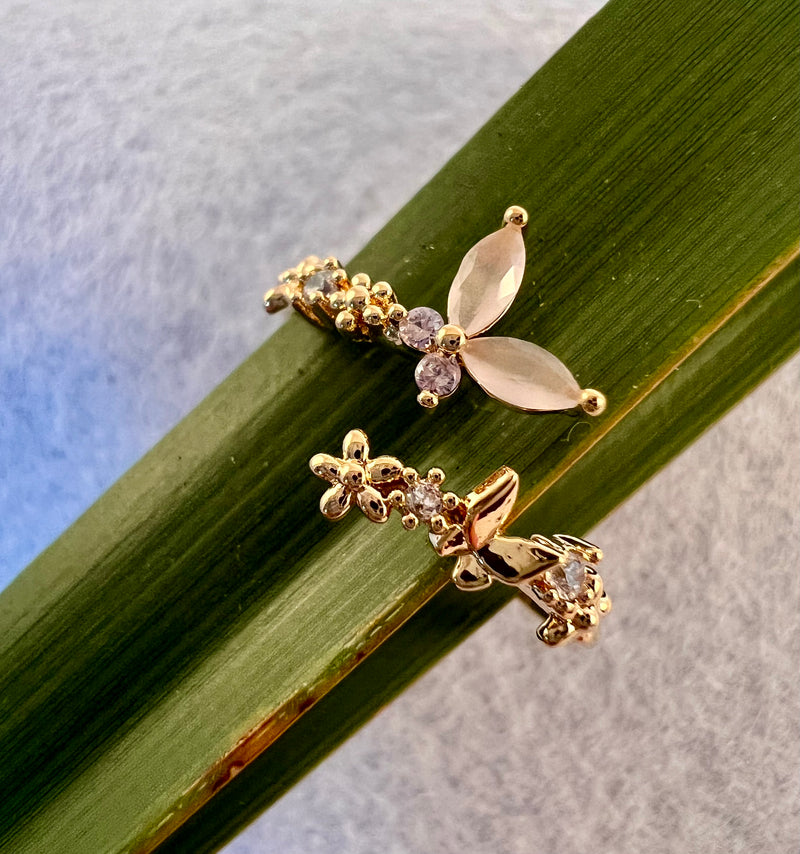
[1, 1, 797, 852]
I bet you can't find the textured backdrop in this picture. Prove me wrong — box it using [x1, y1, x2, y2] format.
[1, 2, 797, 853]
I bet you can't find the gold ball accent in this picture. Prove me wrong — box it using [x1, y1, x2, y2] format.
[338, 461, 364, 491]
[561, 600, 578, 616]
[278, 268, 295, 284]
[430, 514, 447, 534]
[503, 205, 528, 228]
[300, 257, 322, 276]
[575, 610, 598, 629]
[371, 281, 393, 302]
[540, 584, 557, 605]
[401, 513, 419, 531]
[388, 489, 406, 508]
[322, 256, 341, 270]
[345, 285, 370, 312]
[442, 492, 460, 511]
[329, 291, 347, 311]
[330, 268, 347, 286]
[335, 310, 357, 333]
[402, 467, 419, 484]
[580, 389, 607, 416]
[417, 390, 439, 408]
[362, 304, 386, 327]
[388, 303, 408, 323]
[350, 272, 371, 289]
[435, 324, 467, 353]
[263, 285, 291, 313]
[426, 467, 445, 485]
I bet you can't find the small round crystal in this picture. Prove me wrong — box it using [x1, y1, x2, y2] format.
[303, 270, 339, 301]
[405, 481, 442, 522]
[415, 354, 461, 397]
[384, 325, 402, 345]
[398, 307, 444, 351]
[551, 554, 587, 599]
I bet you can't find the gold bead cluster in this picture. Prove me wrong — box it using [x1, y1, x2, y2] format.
[264, 256, 408, 342]
[310, 430, 468, 539]
[385, 465, 462, 533]
[529, 555, 610, 646]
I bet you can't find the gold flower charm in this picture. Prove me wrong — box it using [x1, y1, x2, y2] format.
[309, 429, 403, 524]
[526, 539, 610, 645]
[310, 431, 611, 646]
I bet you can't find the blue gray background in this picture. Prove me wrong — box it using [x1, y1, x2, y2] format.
[1, 2, 797, 853]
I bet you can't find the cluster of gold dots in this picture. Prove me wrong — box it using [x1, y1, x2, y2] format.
[331, 273, 408, 337]
[264, 257, 408, 342]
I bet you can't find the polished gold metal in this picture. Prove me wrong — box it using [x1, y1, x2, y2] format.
[350, 272, 371, 288]
[265, 204, 605, 415]
[580, 388, 607, 416]
[371, 281, 393, 301]
[503, 204, 529, 227]
[335, 310, 357, 333]
[435, 324, 467, 353]
[362, 304, 386, 327]
[417, 390, 438, 409]
[311, 431, 611, 646]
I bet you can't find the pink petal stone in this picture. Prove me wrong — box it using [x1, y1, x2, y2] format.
[447, 225, 525, 338]
[460, 336, 582, 412]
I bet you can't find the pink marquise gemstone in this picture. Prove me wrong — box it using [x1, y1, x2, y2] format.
[414, 353, 461, 397]
[460, 336, 582, 411]
[447, 225, 525, 338]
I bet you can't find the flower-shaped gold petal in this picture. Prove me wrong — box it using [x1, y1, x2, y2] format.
[357, 486, 390, 523]
[310, 431, 389, 522]
[309, 453, 340, 482]
[320, 483, 352, 520]
[342, 429, 369, 462]
[367, 455, 404, 483]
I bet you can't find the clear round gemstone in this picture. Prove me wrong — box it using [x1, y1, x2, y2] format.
[415, 354, 461, 397]
[551, 554, 587, 599]
[398, 306, 444, 351]
[303, 270, 339, 301]
[383, 324, 402, 345]
[405, 481, 442, 522]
